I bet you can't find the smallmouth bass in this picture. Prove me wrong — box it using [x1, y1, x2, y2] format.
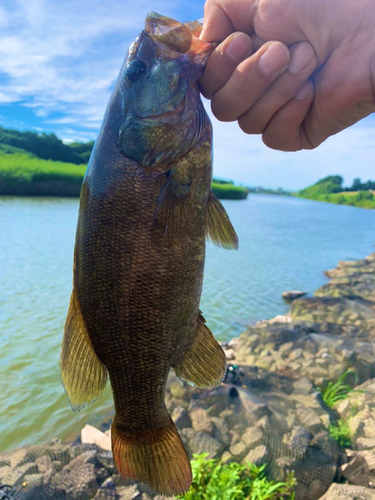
[60, 12, 238, 496]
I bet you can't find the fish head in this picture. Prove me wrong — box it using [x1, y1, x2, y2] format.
[117, 12, 214, 171]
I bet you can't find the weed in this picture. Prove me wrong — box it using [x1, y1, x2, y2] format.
[178, 453, 296, 500]
[328, 419, 353, 449]
[319, 370, 358, 409]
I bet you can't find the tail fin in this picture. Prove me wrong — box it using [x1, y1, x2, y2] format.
[111, 415, 192, 496]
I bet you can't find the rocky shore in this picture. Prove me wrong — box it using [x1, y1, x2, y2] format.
[1, 252, 375, 499]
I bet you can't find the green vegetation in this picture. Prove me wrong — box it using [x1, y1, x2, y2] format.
[319, 370, 358, 409]
[0, 149, 86, 196]
[299, 175, 375, 209]
[178, 453, 296, 500]
[0, 129, 247, 198]
[0, 126, 93, 164]
[248, 187, 291, 196]
[212, 181, 248, 200]
[328, 419, 353, 449]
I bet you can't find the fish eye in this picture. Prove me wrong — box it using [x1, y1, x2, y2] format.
[126, 60, 147, 82]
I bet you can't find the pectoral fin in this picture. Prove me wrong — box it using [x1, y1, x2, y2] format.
[60, 290, 108, 411]
[153, 166, 193, 238]
[206, 190, 239, 250]
[174, 312, 226, 388]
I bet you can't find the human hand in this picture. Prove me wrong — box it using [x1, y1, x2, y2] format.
[200, 0, 375, 151]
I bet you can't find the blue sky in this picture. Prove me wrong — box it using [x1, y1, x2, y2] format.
[1, 0, 374, 190]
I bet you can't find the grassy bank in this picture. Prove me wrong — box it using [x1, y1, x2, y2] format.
[0, 150, 248, 199]
[211, 181, 248, 200]
[299, 175, 375, 209]
[0, 149, 86, 196]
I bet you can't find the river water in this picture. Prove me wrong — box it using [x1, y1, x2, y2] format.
[1, 194, 374, 452]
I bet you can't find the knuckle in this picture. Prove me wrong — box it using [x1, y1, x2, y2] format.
[262, 132, 291, 151]
[238, 114, 264, 135]
[271, 77, 294, 100]
[211, 96, 232, 121]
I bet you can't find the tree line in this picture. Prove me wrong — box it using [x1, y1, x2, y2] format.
[0, 126, 94, 164]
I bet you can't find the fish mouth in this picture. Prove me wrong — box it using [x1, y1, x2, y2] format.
[145, 11, 214, 61]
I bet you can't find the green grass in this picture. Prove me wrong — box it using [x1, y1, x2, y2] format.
[212, 182, 248, 200]
[319, 370, 358, 409]
[328, 419, 353, 449]
[0, 150, 86, 196]
[0, 151, 86, 181]
[299, 175, 375, 209]
[178, 453, 296, 500]
[0, 149, 248, 199]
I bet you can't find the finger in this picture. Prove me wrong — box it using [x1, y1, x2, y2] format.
[201, 0, 306, 44]
[211, 41, 290, 122]
[201, 0, 256, 42]
[238, 42, 317, 134]
[262, 80, 315, 151]
[200, 32, 253, 98]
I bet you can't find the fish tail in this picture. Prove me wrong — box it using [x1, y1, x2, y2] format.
[111, 414, 192, 496]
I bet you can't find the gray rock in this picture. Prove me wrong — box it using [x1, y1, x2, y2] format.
[116, 484, 142, 499]
[189, 431, 221, 457]
[282, 291, 307, 302]
[243, 445, 268, 466]
[190, 408, 213, 433]
[341, 454, 370, 486]
[319, 483, 375, 499]
[172, 406, 192, 430]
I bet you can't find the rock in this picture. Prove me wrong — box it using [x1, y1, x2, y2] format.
[169, 381, 187, 399]
[172, 406, 192, 430]
[190, 408, 213, 434]
[242, 427, 263, 448]
[189, 432, 221, 457]
[81, 425, 111, 451]
[229, 442, 247, 460]
[319, 483, 375, 499]
[116, 484, 142, 499]
[243, 445, 268, 466]
[341, 454, 369, 486]
[282, 291, 307, 302]
[224, 348, 235, 360]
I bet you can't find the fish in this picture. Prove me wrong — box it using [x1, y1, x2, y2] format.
[60, 12, 238, 496]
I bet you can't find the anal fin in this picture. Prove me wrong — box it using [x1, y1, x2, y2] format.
[206, 190, 239, 250]
[60, 289, 108, 411]
[174, 312, 226, 388]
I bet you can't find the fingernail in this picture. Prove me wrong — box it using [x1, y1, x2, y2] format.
[225, 33, 252, 63]
[289, 42, 316, 74]
[258, 42, 289, 77]
[295, 81, 313, 100]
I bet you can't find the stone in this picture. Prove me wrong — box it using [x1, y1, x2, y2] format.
[211, 417, 230, 445]
[341, 454, 370, 486]
[282, 291, 307, 302]
[81, 425, 111, 451]
[190, 408, 213, 433]
[116, 484, 142, 499]
[169, 381, 187, 399]
[224, 348, 235, 360]
[243, 445, 268, 466]
[319, 483, 375, 499]
[229, 442, 247, 460]
[242, 427, 263, 448]
[172, 407, 192, 430]
[189, 432, 221, 457]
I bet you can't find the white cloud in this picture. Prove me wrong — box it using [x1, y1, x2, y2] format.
[0, 0, 185, 124]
